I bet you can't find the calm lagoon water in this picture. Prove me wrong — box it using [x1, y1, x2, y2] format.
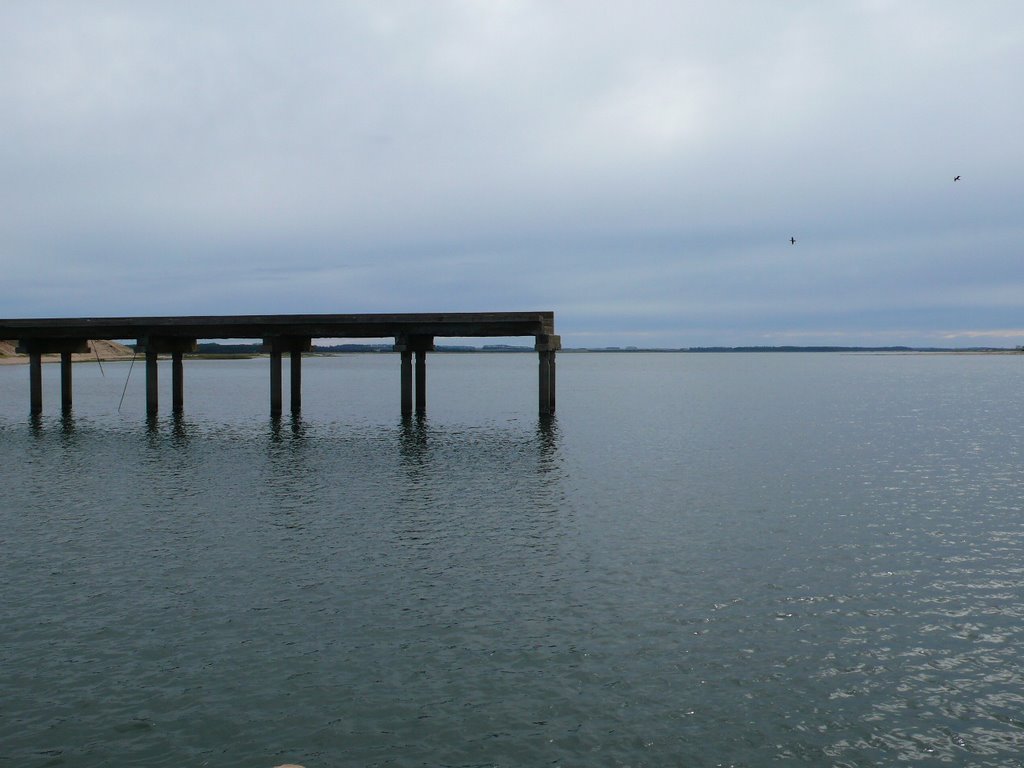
[3, 352, 1024, 767]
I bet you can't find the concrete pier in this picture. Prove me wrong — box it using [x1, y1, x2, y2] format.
[263, 337, 312, 415]
[394, 334, 435, 415]
[535, 334, 561, 416]
[29, 351, 42, 414]
[60, 352, 73, 412]
[145, 345, 159, 416]
[172, 352, 185, 414]
[3, 313, 558, 417]
[140, 337, 198, 416]
[15, 338, 90, 414]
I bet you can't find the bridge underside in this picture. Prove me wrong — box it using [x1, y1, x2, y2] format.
[2, 312, 560, 417]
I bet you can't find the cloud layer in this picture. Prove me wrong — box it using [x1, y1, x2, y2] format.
[3, 1, 1022, 346]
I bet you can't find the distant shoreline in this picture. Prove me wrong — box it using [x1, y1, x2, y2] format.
[2, 342, 1021, 365]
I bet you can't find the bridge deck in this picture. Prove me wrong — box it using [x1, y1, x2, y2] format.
[0, 311, 556, 341]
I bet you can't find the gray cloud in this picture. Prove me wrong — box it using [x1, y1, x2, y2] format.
[2, 1, 1022, 346]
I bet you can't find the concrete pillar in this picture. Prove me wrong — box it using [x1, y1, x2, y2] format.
[60, 351, 73, 413]
[29, 351, 42, 415]
[550, 351, 557, 412]
[18, 339, 89, 416]
[395, 335, 433, 415]
[145, 345, 159, 416]
[400, 351, 413, 415]
[290, 349, 302, 414]
[139, 337, 195, 416]
[415, 350, 427, 413]
[535, 334, 561, 416]
[270, 350, 283, 416]
[538, 351, 552, 415]
[172, 352, 184, 414]
[263, 336, 311, 417]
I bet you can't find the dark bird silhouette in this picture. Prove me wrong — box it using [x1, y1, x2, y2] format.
[954, 175, 960, 181]
[790, 237, 796, 245]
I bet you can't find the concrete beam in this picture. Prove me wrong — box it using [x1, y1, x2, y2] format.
[2, 312, 556, 342]
[261, 336, 313, 353]
[142, 337, 198, 354]
[393, 334, 435, 353]
[534, 334, 562, 352]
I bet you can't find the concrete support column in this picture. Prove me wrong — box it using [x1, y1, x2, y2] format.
[538, 351, 552, 415]
[263, 336, 311, 417]
[270, 350, 283, 416]
[17, 338, 89, 416]
[400, 351, 413, 415]
[60, 351, 73, 413]
[415, 350, 427, 412]
[172, 352, 185, 414]
[29, 351, 42, 415]
[535, 334, 561, 416]
[290, 350, 302, 414]
[145, 345, 159, 416]
[395, 335, 434, 415]
[140, 337, 196, 416]
[550, 351, 557, 412]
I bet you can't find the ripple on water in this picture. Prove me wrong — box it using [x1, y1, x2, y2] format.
[4, 354, 1024, 766]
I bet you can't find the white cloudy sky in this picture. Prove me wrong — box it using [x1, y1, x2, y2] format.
[2, 1, 1022, 347]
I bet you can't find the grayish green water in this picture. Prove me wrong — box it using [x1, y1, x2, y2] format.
[3, 352, 1024, 767]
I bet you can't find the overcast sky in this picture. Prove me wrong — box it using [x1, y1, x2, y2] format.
[2, 1, 1022, 347]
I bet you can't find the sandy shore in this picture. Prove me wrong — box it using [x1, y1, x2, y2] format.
[0, 340, 136, 365]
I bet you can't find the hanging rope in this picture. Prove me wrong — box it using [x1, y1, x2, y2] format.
[92, 341, 105, 377]
[117, 347, 137, 412]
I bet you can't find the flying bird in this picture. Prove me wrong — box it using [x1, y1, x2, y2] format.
[954, 175, 960, 181]
[790, 237, 796, 245]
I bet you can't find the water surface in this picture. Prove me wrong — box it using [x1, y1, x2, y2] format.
[3, 352, 1024, 766]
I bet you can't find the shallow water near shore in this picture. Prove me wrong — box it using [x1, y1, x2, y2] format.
[3, 352, 1024, 767]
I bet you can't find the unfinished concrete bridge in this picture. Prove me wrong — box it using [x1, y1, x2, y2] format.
[1, 312, 560, 417]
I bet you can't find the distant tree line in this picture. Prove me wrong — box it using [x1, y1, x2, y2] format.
[186, 342, 1021, 355]
[683, 346, 1010, 353]
[189, 342, 534, 354]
